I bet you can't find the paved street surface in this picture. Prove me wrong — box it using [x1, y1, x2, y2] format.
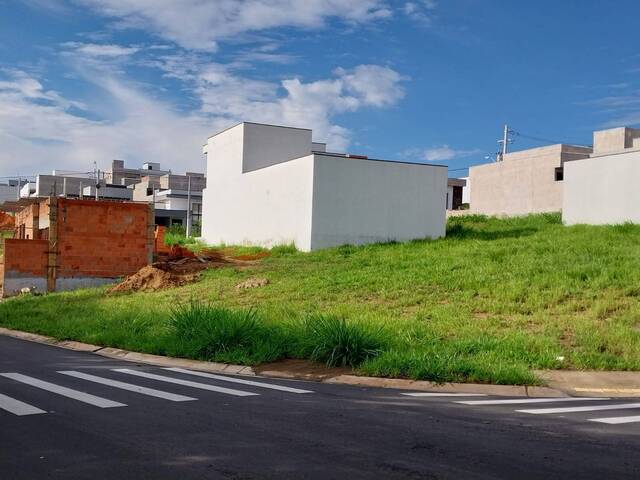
[1, 336, 639, 479]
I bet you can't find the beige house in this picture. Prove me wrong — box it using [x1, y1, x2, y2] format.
[563, 127, 640, 225]
[469, 143, 592, 216]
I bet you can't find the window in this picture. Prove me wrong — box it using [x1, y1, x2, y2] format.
[191, 203, 202, 226]
[554, 167, 564, 182]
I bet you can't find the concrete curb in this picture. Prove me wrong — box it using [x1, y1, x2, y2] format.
[270, 373, 566, 398]
[2, 326, 637, 397]
[0, 327, 255, 376]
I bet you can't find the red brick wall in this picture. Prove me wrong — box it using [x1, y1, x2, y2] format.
[2, 239, 48, 276]
[14, 204, 40, 239]
[56, 199, 152, 279]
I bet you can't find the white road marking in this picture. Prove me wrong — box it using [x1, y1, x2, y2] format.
[518, 402, 640, 415]
[113, 369, 258, 397]
[163, 368, 314, 394]
[0, 373, 125, 408]
[457, 397, 609, 406]
[0, 392, 47, 416]
[402, 392, 488, 397]
[589, 415, 640, 425]
[58, 371, 197, 402]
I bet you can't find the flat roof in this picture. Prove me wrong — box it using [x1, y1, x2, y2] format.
[207, 121, 312, 140]
[316, 152, 448, 168]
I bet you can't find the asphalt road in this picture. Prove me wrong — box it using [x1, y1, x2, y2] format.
[1, 335, 639, 479]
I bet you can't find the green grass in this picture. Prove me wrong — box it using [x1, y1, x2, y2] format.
[1, 213, 640, 385]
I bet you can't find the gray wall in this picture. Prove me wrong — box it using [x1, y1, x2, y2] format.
[563, 150, 640, 225]
[310, 156, 447, 250]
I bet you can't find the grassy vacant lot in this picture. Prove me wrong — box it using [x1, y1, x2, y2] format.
[1, 213, 639, 385]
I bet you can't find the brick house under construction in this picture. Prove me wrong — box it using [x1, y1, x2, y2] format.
[0, 197, 154, 297]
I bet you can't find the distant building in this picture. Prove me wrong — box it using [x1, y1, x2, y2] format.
[15, 173, 133, 201]
[446, 178, 467, 210]
[469, 144, 592, 216]
[105, 160, 170, 186]
[201, 122, 447, 251]
[563, 127, 640, 225]
[132, 171, 206, 228]
[0, 180, 26, 204]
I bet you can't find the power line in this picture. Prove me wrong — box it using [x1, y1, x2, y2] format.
[512, 130, 592, 148]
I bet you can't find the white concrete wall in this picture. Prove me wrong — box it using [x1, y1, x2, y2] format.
[563, 150, 640, 225]
[201, 123, 315, 250]
[242, 123, 313, 173]
[310, 156, 447, 250]
[461, 176, 470, 204]
[202, 122, 447, 251]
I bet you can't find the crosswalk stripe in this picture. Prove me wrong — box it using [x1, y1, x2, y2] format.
[402, 392, 487, 397]
[0, 392, 47, 416]
[163, 368, 314, 394]
[456, 397, 609, 406]
[58, 371, 197, 402]
[517, 402, 640, 415]
[589, 415, 640, 425]
[113, 369, 258, 397]
[0, 373, 125, 408]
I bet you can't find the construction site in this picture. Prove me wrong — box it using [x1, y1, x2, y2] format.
[0, 195, 266, 298]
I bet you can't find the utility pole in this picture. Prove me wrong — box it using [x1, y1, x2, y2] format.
[497, 124, 513, 161]
[186, 175, 192, 238]
[16, 176, 20, 200]
[95, 169, 100, 200]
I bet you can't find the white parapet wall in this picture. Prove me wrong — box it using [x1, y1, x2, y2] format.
[563, 149, 640, 225]
[201, 122, 447, 251]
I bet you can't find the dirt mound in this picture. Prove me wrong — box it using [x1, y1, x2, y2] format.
[108, 251, 249, 294]
[108, 264, 201, 293]
[0, 212, 14, 231]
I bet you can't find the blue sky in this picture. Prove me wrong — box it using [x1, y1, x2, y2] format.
[1, 0, 639, 178]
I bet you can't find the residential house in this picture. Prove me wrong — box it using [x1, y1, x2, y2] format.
[200, 122, 447, 251]
[468, 143, 592, 215]
[447, 178, 466, 210]
[563, 127, 640, 225]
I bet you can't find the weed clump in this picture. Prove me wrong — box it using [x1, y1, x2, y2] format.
[168, 301, 286, 364]
[302, 314, 386, 367]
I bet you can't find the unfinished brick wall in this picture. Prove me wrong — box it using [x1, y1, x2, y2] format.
[55, 198, 153, 282]
[2, 198, 154, 296]
[1, 239, 48, 295]
[14, 204, 39, 239]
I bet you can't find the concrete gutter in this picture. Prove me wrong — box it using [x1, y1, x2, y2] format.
[0, 327, 255, 376]
[1, 326, 637, 397]
[535, 370, 640, 398]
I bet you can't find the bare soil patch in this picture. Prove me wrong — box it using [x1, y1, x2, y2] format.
[108, 249, 257, 293]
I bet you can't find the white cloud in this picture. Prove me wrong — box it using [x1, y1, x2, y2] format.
[74, 0, 393, 50]
[63, 42, 140, 57]
[0, 60, 406, 176]
[422, 145, 480, 162]
[0, 69, 212, 176]
[403, 0, 437, 23]
[163, 58, 405, 150]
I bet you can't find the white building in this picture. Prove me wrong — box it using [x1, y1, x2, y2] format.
[0, 180, 23, 204]
[563, 127, 640, 225]
[201, 122, 447, 251]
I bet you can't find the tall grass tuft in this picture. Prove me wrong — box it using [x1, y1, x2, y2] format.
[303, 314, 386, 367]
[168, 301, 285, 363]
